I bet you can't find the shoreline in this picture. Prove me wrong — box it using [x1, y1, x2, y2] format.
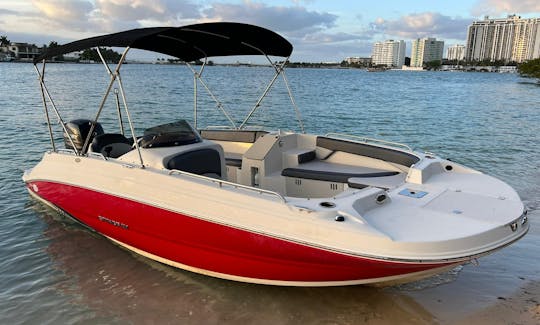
[453, 280, 540, 324]
[0, 60, 522, 74]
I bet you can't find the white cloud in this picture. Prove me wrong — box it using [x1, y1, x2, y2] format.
[472, 0, 540, 17]
[302, 32, 363, 44]
[0, 9, 18, 15]
[32, 0, 93, 24]
[371, 12, 471, 40]
[95, 0, 200, 22]
[202, 2, 337, 36]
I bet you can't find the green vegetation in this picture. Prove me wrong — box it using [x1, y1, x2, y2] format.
[0, 35, 10, 46]
[80, 47, 122, 63]
[42, 41, 64, 61]
[518, 58, 540, 80]
[287, 61, 340, 68]
[424, 60, 442, 70]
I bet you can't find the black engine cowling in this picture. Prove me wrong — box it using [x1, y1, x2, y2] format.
[63, 119, 104, 152]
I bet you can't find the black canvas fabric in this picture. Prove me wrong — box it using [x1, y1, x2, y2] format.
[34, 23, 293, 63]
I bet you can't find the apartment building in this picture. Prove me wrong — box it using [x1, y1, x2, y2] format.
[410, 38, 444, 67]
[465, 15, 540, 63]
[371, 40, 406, 67]
[446, 44, 465, 61]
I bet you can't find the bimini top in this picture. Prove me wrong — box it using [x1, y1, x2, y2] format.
[33, 22, 293, 64]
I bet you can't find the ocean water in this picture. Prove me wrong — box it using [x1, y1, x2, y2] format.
[0, 62, 539, 324]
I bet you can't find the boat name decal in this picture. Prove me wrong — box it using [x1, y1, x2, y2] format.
[98, 215, 129, 229]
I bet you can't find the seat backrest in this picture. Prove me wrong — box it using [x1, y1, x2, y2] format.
[166, 148, 222, 177]
[316, 136, 420, 167]
[91, 133, 132, 158]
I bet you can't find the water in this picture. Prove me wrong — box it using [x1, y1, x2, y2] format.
[1, 62, 539, 324]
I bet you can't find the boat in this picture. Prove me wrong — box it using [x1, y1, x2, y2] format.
[23, 23, 528, 286]
[367, 66, 388, 72]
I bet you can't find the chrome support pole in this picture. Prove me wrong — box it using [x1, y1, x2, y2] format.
[114, 88, 125, 135]
[81, 47, 130, 154]
[97, 47, 113, 76]
[281, 69, 305, 133]
[116, 73, 145, 168]
[36, 61, 56, 151]
[33, 63, 79, 153]
[239, 59, 287, 129]
[186, 62, 237, 129]
[193, 71, 197, 129]
[193, 57, 207, 129]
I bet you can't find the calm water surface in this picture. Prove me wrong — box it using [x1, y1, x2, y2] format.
[0, 63, 539, 324]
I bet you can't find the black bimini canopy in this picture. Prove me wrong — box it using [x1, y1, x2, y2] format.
[33, 22, 293, 64]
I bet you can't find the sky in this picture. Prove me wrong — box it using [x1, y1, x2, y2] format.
[1, 0, 539, 62]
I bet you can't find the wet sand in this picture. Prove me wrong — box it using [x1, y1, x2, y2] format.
[454, 280, 540, 325]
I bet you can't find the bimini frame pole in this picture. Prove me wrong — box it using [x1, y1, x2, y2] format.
[280, 68, 305, 133]
[239, 56, 288, 129]
[186, 61, 237, 129]
[81, 47, 130, 154]
[36, 61, 56, 151]
[33, 62, 79, 153]
[114, 88, 125, 135]
[192, 58, 209, 130]
[193, 66, 198, 129]
[80, 46, 144, 168]
[116, 71, 145, 168]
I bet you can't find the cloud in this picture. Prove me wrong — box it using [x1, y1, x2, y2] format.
[22, 0, 203, 34]
[95, 0, 200, 22]
[472, 0, 540, 16]
[32, 0, 93, 24]
[371, 12, 471, 40]
[302, 32, 365, 44]
[0, 9, 18, 15]
[1, 0, 356, 61]
[202, 2, 337, 36]
[292, 40, 373, 62]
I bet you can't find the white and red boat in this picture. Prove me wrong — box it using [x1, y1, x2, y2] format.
[23, 23, 528, 286]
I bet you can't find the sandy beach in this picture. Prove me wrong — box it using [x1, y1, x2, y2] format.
[453, 280, 540, 325]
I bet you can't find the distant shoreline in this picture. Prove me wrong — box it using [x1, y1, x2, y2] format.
[0, 60, 520, 73]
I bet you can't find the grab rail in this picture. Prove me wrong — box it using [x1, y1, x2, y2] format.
[325, 133, 413, 152]
[87, 152, 107, 160]
[55, 148, 77, 155]
[204, 125, 267, 131]
[167, 169, 287, 203]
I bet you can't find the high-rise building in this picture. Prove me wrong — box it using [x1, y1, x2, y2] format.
[465, 15, 540, 63]
[371, 40, 406, 67]
[446, 44, 465, 61]
[410, 38, 444, 67]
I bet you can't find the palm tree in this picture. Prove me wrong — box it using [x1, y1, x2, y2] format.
[0, 35, 11, 47]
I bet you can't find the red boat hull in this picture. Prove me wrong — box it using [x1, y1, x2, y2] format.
[26, 181, 455, 285]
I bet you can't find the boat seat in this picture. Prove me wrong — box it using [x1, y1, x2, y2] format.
[166, 148, 222, 177]
[316, 136, 420, 167]
[91, 133, 133, 158]
[282, 161, 399, 183]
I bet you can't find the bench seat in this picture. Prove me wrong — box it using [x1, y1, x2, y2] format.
[317, 136, 419, 167]
[347, 173, 406, 190]
[282, 161, 399, 183]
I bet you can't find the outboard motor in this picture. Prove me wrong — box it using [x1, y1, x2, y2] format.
[63, 119, 104, 152]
